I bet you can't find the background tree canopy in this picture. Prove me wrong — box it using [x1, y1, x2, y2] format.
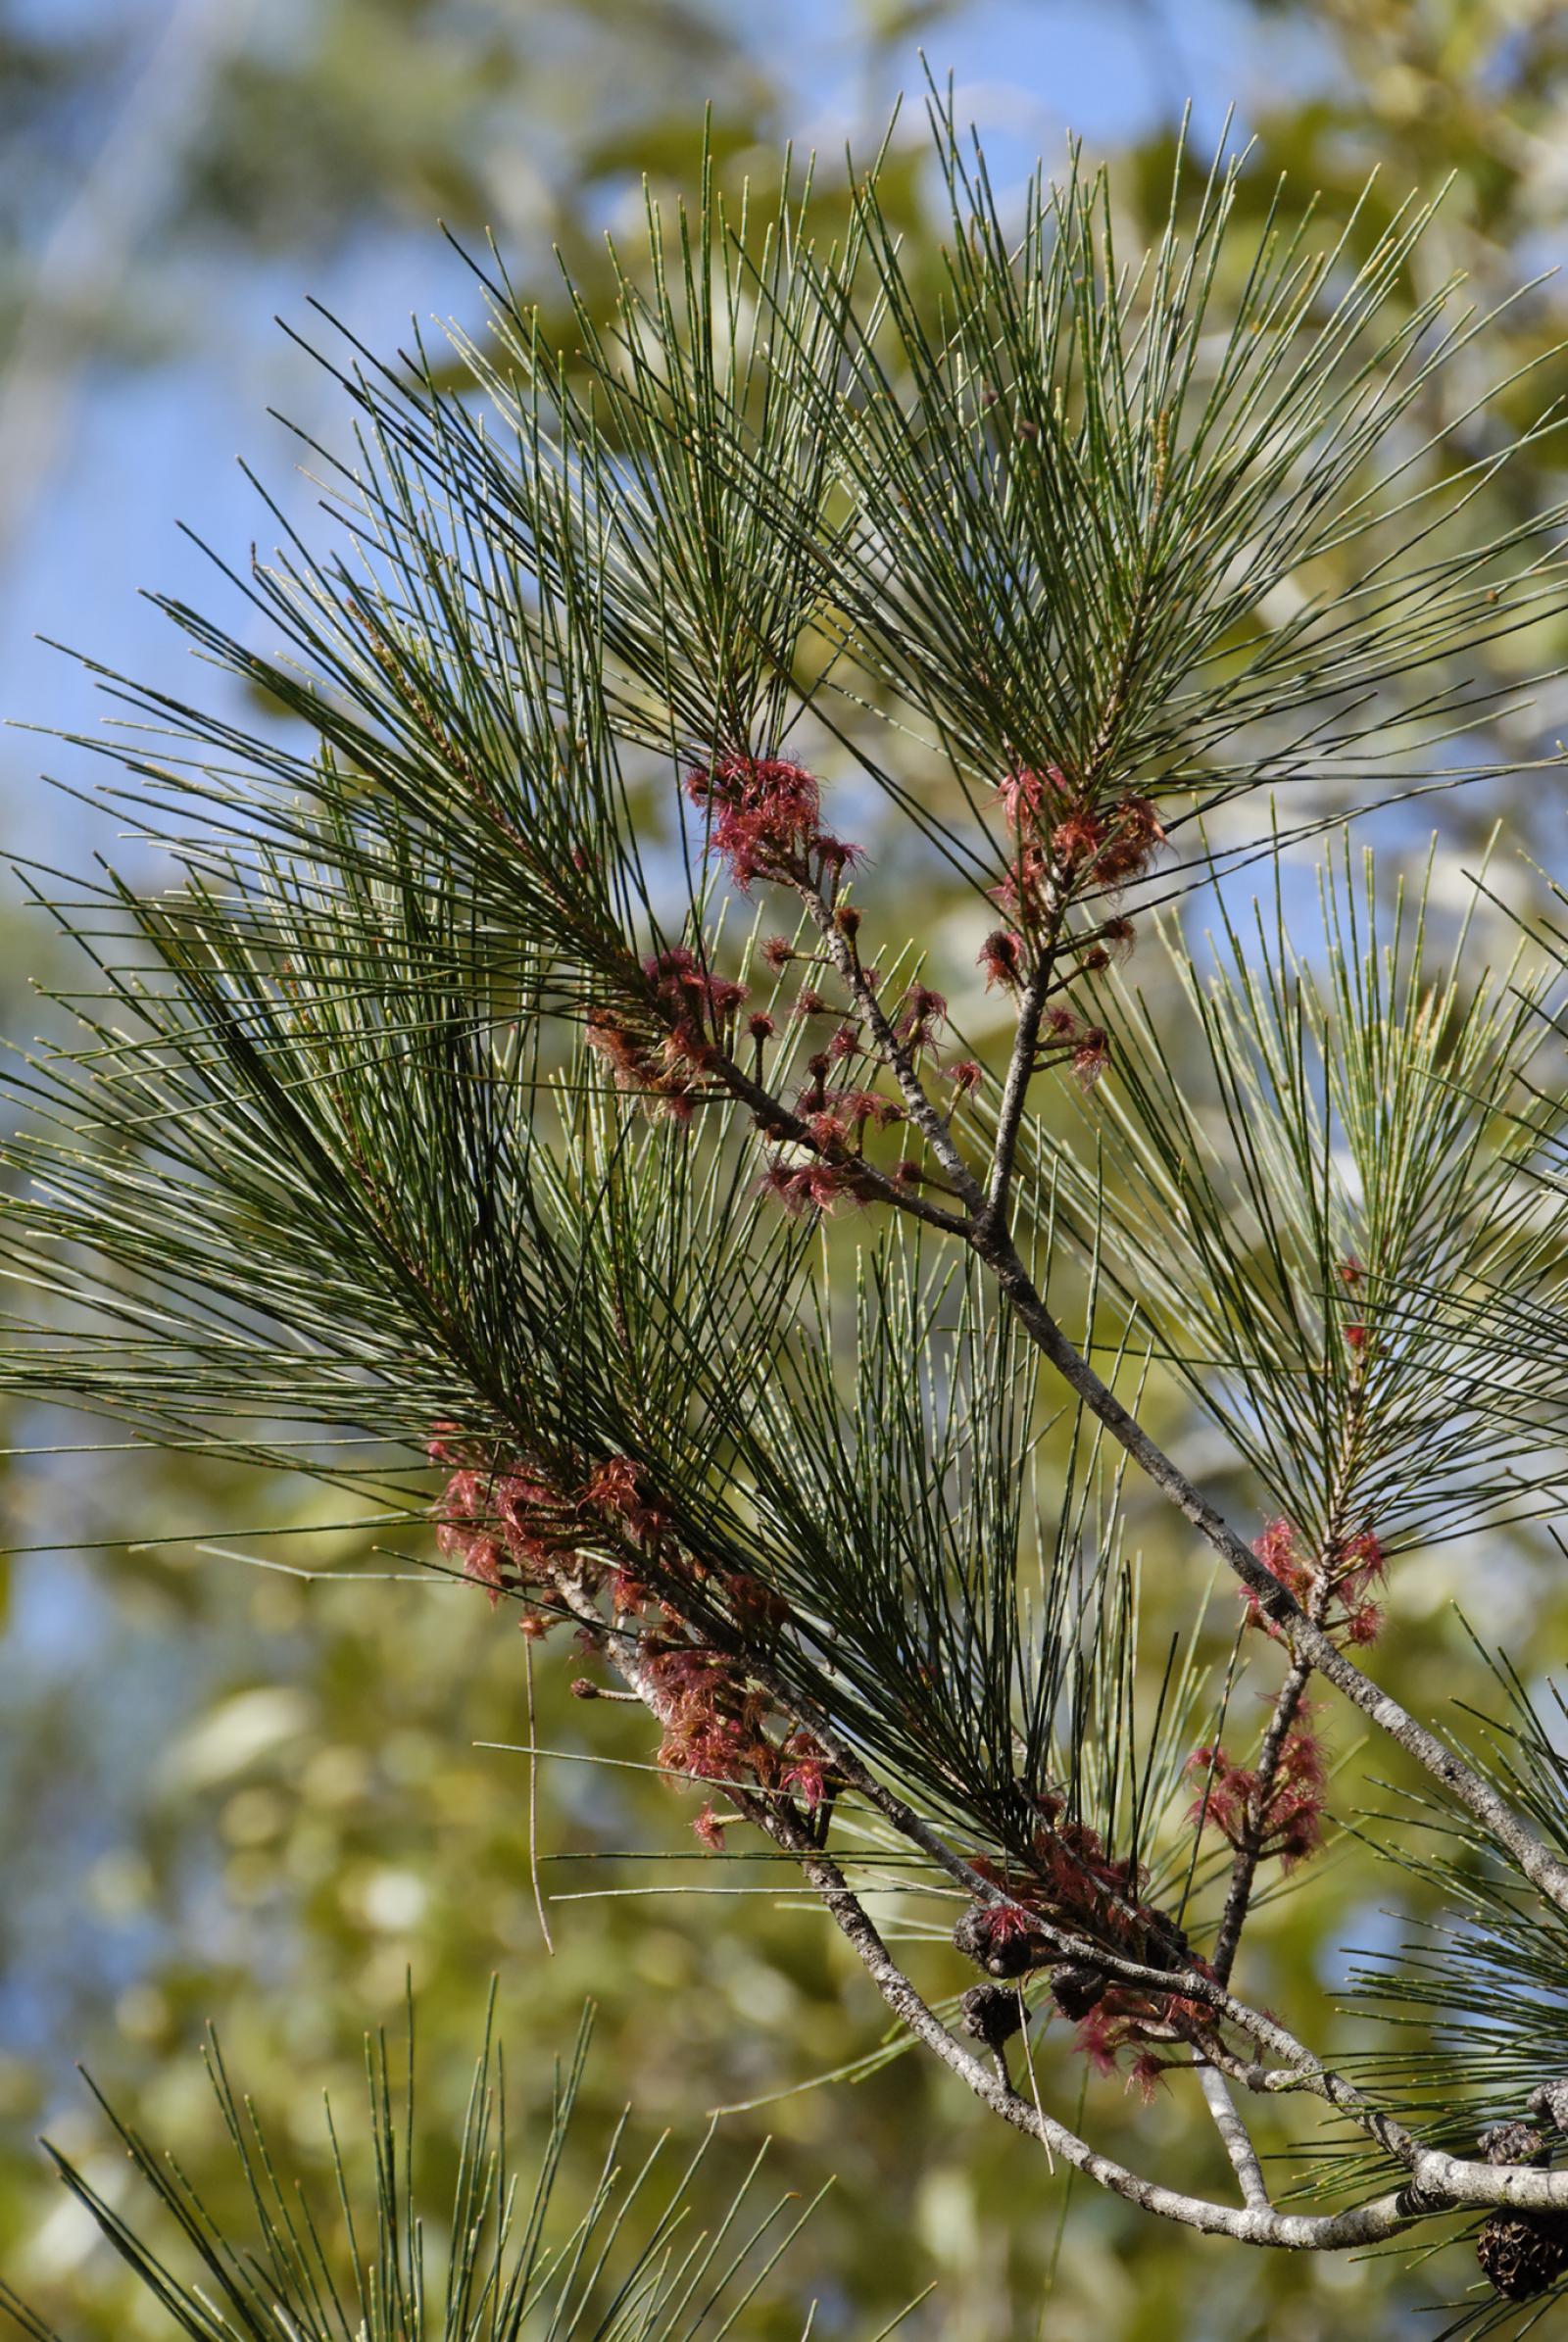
[5, 6, 1568, 2338]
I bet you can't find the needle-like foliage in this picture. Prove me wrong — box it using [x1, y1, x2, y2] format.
[0, 1998, 861, 2342]
[1036, 848, 1567, 1559]
[12, 78, 1568, 2313]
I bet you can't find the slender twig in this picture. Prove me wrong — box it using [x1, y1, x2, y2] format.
[1197, 2064, 1272, 2211]
[542, 1542, 1487, 2241]
[1211, 1642, 1315, 1986]
[980, 936, 1060, 1236]
[799, 884, 985, 1207]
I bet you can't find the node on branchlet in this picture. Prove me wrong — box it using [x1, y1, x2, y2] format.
[1477, 2209, 1568, 2301]
[960, 1982, 1024, 2050]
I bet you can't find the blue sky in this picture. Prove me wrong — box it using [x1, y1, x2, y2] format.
[0, 0, 1332, 862]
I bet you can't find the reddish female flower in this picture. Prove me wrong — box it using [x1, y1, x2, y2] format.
[895, 984, 947, 1058]
[991, 844, 1051, 914]
[858, 1091, 904, 1128]
[760, 1154, 861, 1216]
[1051, 811, 1104, 869]
[459, 1536, 509, 1606]
[585, 1010, 653, 1087]
[686, 753, 859, 894]
[778, 1732, 832, 1810]
[1335, 1529, 1386, 1599]
[979, 928, 1024, 990]
[1096, 795, 1165, 884]
[583, 1456, 667, 1547]
[1186, 1717, 1326, 1870]
[995, 763, 1067, 829]
[1071, 1027, 1109, 1086]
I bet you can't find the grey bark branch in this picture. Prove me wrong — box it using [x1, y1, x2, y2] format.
[767, 884, 1568, 1925]
[1211, 1641, 1315, 1986]
[703, 1030, 971, 1234]
[979, 933, 1060, 1234]
[1198, 2064, 1272, 2210]
[746, 1797, 1426, 2248]
[800, 884, 986, 1208]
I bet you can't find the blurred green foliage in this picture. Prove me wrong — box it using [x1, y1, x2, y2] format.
[7, 5, 1568, 2338]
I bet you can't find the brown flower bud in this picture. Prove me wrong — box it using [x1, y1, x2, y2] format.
[1477, 2209, 1568, 2300]
[1049, 1963, 1106, 2021]
[1529, 2078, 1568, 2134]
[1479, 2119, 1548, 2167]
[960, 1982, 1024, 2050]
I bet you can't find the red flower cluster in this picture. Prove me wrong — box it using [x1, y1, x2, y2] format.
[1074, 1990, 1219, 2101]
[1331, 1528, 1386, 1644]
[686, 754, 860, 895]
[433, 1439, 673, 1623]
[759, 1152, 872, 1215]
[583, 1454, 669, 1550]
[981, 768, 1158, 1104]
[960, 1792, 1218, 2089]
[996, 763, 1070, 828]
[1244, 1517, 1385, 1646]
[1187, 1714, 1327, 1872]
[991, 770, 1165, 921]
[1031, 1002, 1109, 1087]
[432, 1443, 568, 1636]
[1250, 1516, 1311, 1611]
[644, 1640, 773, 1784]
[435, 1424, 834, 1852]
[645, 945, 747, 1031]
[979, 927, 1024, 990]
[801, 1085, 903, 1139]
[757, 1051, 911, 1214]
[639, 1631, 836, 1848]
[1338, 1254, 1371, 1354]
[584, 946, 750, 1123]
